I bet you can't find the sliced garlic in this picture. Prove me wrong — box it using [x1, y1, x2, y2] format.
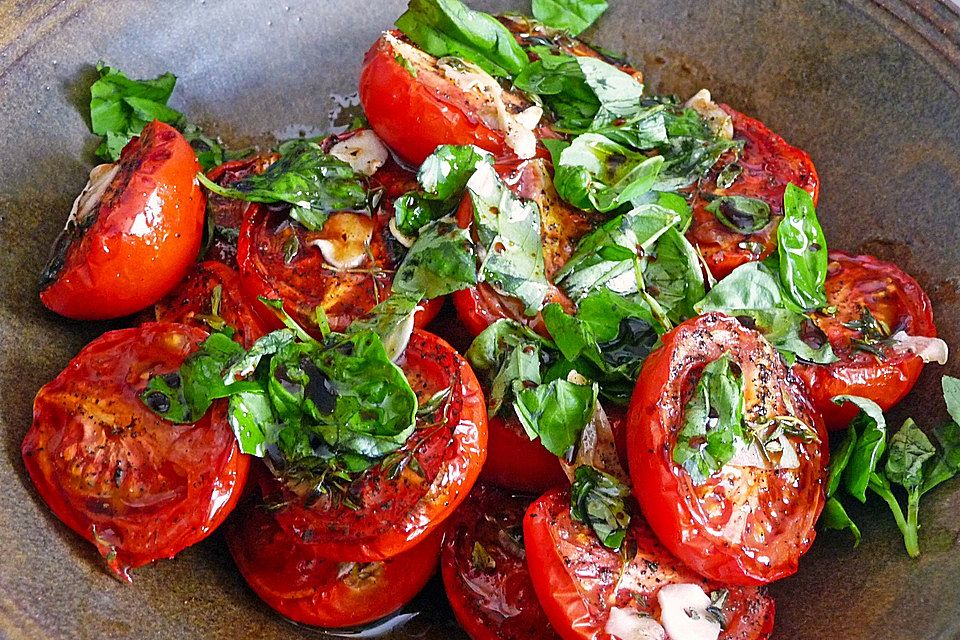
[67, 163, 120, 227]
[685, 89, 733, 141]
[308, 212, 375, 270]
[657, 583, 721, 640]
[605, 607, 666, 640]
[890, 331, 949, 365]
[329, 129, 389, 176]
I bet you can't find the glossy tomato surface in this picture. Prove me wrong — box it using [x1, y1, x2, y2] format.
[442, 485, 560, 640]
[795, 251, 937, 429]
[451, 159, 590, 337]
[40, 121, 206, 319]
[22, 322, 249, 581]
[687, 105, 819, 279]
[203, 153, 277, 266]
[627, 313, 827, 585]
[154, 260, 270, 347]
[226, 490, 440, 629]
[236, 168, 440, 337]
[524, 488, 776, 640]
[480, 413, 567, 493]
[268, 330, 487, 561]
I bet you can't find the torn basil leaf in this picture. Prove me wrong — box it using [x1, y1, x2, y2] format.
[393, 217, 478, 299]
[515, 378, 596, 456]
[673, 354, 745, 484]
[641, 227, 706, 325]
[467, 163, 550, 314]
[395, 0, 529, 77]
[532, 0, 608, 36]
[820, 497, 861, 546]
[394, 144, 492, 236]
[346, 295, 420, 362]
[570, 464, 631, 550]
[705, 195, 771, 233]
[196, 141, 368, 230]
[777, 183, 827, 311]
[834, 395, 887, 502]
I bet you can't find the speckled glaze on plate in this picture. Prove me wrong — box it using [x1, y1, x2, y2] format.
[1, 1, 959, 638]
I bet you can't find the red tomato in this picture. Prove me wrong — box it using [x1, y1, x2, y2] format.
[203, 153, 278, 266]
[267, 330, 487, 561]
[237, 193, 441, 337]
[442, 485, 560, 640]
[524, 488, 776, 640]
[795, 251, 937, 430]
[451, 159, 593, 337]
[627, 313, 827, 585]
[480, 413, 567, 493]
[22, 322, 249, 581]
[687, 105, 819, 279]
[226, 493, 440, 629]
[359, 32, 542, 166]
[39, 121, 206, 319]
[154, 261, 270, 348]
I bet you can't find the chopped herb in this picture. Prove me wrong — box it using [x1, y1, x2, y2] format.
[394, 53, 418, 77]
[392, 217, 478, 300]
[570, 464, 631, 549]
[705, 195, 771, 233]
[471, 542, 497, 572]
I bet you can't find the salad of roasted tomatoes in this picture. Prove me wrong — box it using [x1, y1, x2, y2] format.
[25, 0, 958, 638]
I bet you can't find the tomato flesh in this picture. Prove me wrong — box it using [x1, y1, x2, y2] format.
[524, 487, 776, 640]
[226, 488, 440, 629]
[22, 322, 249, 581]
[40, 121, 206, 319]
[627, 313, 827, 585]
[203, 154, 278, 266]
[795, 251, 936, 429]
[687, 105, 819, 279]
[154, 260, 270, 348]
[267, 330, 487, 561]
[442, 485, 560, 640]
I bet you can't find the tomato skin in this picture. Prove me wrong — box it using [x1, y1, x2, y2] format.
[22, 322, 249, 581]
[269, 330, 487, 561]
[480, 413, 567, 493]
[687, 105, 819, 279]
[360, 32, 512, 166]
[154, 260, 270, 348]
[442, 485, 560, 640]
[627, 313, 827, 585]
[226, 493, 440, 629]
[203, 154, 278, 266]
[40, 121, 206, 320]
[524, 488, 776, 640]
[794, 251, 936, 430]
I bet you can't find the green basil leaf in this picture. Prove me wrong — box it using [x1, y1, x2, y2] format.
[395, 0, 528, 77]
[641, 227, 706, 324]
[885, 418, 936, 493]
[196, 142, 367, 229]
[827, 426, 857, 498]
[820, 496, 862, 546]
[468, 163, 550, 314]
[393, 217, 478, 299]
[570, 464, 631, 550]
[943, 375, 960, 425]
[673, 354, 744, 484]
[553, 133, 663, 213]
[394, 144, 492, 235]
[833, 395, 887, 502]
[705, 195, 772, 233]
[346, 294, 420, 362]
[531, 0, 608, 36]
[652, 107, 740, 192]
[465, 319, 549, 416]
[778, 183, 827, 311]
[515, 379, 596, 456]
[924, 420, 960, 494]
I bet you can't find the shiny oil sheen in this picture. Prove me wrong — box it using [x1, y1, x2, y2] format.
[1, 1, 959, 639]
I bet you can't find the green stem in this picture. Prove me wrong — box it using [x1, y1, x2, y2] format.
[869, 473, 920, 557]
[904, 491, 921, 558]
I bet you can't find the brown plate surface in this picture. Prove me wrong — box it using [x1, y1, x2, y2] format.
[1, 1, 959, 638]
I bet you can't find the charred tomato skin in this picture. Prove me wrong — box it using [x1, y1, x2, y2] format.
[22, 322, 249, 581]
[524, 487, 776, 640]
[794, 251, 937, 430]
[268, 330, 487, 561]
[226, 490, 441, 629]
[40, 121, 206, 320]
[687, 105, 819, 279]
[154, 260, 270, 348]
[441, 485, 560, 640]
[627, 313, 828, 586]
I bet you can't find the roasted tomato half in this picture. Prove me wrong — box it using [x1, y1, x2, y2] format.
[442, 485, 560, 640]
[795, 251, 937, 430]
[39, 121, 206, 320]
[525, 488, 776, 640]
[266, 330, 487, 561]
[359, 32, 544, 165]
[451, 158, 592, 337]
[22, 322, 249, 581]
[154, 260, 270, 348]
[203, 153, 278, 265]
[627, 313, 827, 585]
[687, 106, 819, 279]
[237, 171, 441, 337]
[226, 490, 440, 629]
